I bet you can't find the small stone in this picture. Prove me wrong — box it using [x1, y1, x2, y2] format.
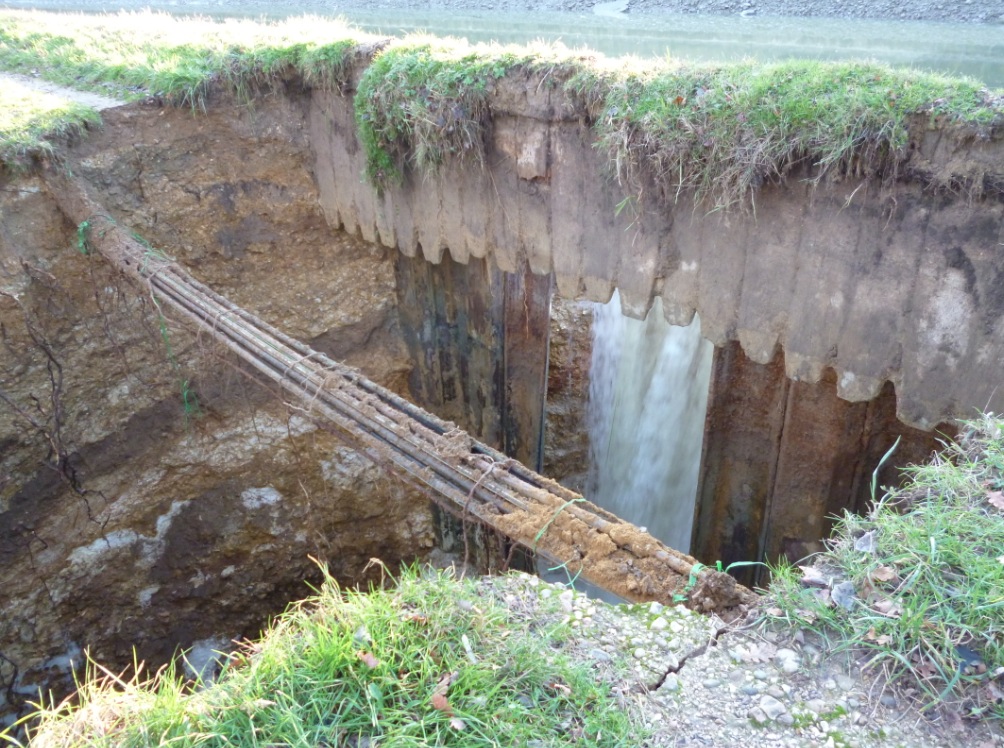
[703, 678, 721, 689]
[650, 616, 668, 630]
[633, 648, 646, 659]
[766, 685, 785, 700]
[741, 684, 760, 696]
[776, 713, 795, 726]
[669, 620, 684, 633]
[835, 673, 855, 692]
[759, 694, 787, 720]
[661, 673, 681, 692]
[880, 694, 898, 708]
[823, 678, 838, 691]
[805, 698, 826, 714]
[558, 590, 574, 612]
[847, 697, 860, 709]
[774, 648, 801, 674]
[588, 648, 612, 662]
[649, 601, 664, 615]
[748, 707, 769, 725]
[754, 669, 769, 681]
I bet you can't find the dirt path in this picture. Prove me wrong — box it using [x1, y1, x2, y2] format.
[0, 72, 122, 110]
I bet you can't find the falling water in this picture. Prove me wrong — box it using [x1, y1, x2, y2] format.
[586, 291, 713, 554]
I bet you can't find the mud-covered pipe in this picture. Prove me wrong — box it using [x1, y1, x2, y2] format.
[41, 168, 757, 614]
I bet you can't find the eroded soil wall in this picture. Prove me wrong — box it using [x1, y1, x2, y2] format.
[0, 92, 433, 725]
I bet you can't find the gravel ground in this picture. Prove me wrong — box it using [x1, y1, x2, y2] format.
[480, 573, 1003, 748]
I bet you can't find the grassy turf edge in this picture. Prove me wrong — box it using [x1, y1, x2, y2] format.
[1, 9, 1002, 208]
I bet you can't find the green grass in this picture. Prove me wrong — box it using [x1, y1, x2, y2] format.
[2, 566, 637, 747]
[354, 37, 582, 187]
[766, 413, 1004, 720]
[571, 58, 1004, 210]
[0, 10, 372, 108]
[1, 9, 1001, 206]
[0, 76, 100, 171]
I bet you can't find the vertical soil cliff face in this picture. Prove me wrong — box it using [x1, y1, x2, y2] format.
[0, 91, 435, 725]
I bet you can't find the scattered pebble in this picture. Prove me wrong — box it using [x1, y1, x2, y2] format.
[760, 694, 787, 720]
[473, 572, 997, 748]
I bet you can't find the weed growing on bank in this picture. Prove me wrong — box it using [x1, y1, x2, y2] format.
[2, 566, 635, 747]
[767, 414, 1004, 720]
[0, 77, 100, 172]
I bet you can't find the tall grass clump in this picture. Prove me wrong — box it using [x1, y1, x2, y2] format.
[767, 414, 1004, 720]
[2, 566, 636, 747]
[573, 59, 1004, 211]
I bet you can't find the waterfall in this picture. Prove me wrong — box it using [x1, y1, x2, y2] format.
[586, 291, 713, 554]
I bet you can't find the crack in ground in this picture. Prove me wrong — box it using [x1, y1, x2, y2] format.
[644, 622, 730, 692]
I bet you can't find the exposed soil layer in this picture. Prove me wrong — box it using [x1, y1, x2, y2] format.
[0, 90, 434, 727]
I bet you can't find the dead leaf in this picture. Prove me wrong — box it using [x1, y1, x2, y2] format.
[987, 491, 1004, 510]
[915, 659, 937, 679]
[869, 566, 897, 583]
[357, 651, 380, 669]
[431, 692, 452, 715]
[798, 565, 829, 588]
[864, 627, 892, 646]
[546, 680, 572, 696]
[674, 95, 686, 106]
[987, 681, 1003, 703]
[809, 588, 832, 608]
[745, 642, 778, 663]
[872, 598, 903, 618]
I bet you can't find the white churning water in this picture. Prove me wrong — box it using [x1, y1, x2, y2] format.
[586, 290, 713, 555]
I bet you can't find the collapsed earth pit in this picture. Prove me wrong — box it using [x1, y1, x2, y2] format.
[3, 30, 1004, 730]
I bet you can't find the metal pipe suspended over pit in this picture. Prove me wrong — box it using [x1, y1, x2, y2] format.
[42, 169, 755, 616]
